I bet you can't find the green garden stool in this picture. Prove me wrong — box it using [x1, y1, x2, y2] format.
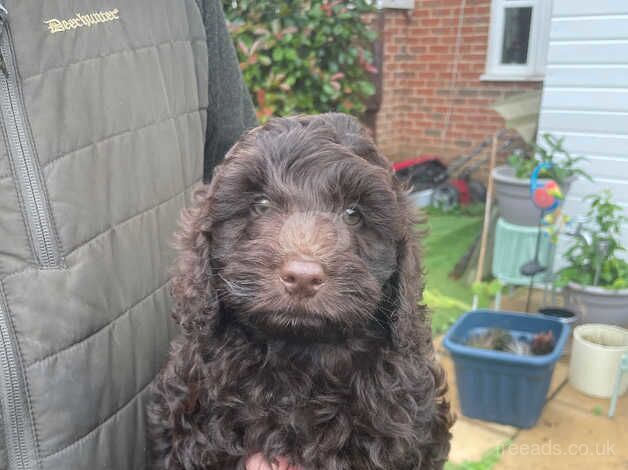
[492, 218, 553, 286]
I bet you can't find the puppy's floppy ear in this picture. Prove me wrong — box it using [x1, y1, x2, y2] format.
[170, 165, 226, 336]
[397, 204, 455, 460]
[387, 188, 433, 351]
[170, 124, 264, 335]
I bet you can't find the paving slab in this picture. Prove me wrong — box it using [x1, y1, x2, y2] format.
[500, 287, 554, 313]
[495, 400, 628, 470]
[554, 381, 628, 418]
[448, 417, 511, 464]
[547, 359, 568, 398]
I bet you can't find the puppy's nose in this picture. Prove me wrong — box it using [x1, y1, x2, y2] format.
[279, 258, 327, 297]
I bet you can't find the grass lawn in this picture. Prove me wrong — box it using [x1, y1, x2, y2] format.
[421, 209, 486, 334]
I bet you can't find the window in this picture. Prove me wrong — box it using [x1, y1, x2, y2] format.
[482, 0, 553, 81]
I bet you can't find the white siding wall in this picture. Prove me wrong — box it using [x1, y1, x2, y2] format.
[538, 0, 628, 256]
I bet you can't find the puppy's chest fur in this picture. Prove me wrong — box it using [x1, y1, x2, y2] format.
[190, 333, 434, 469]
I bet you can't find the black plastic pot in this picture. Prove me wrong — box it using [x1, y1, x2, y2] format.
[538, 307, 577, 327]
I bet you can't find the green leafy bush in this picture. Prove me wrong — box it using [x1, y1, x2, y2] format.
[507, 133, 590, 184]
[557, 191, 628, 290]
[222, 0, 377, 121]
[472, 279, 503, 299]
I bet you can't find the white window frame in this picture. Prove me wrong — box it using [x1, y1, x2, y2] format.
[481, 0, 553, 82]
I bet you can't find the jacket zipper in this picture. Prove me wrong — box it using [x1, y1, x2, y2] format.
[0, 292, 32, 470]
[0, 6, 56, 468]
[0, 4, 62, 268]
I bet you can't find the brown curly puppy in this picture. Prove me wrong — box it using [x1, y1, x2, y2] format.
[148, 114, 453, 470]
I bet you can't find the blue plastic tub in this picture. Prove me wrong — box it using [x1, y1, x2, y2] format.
[443, 310, 570, 428]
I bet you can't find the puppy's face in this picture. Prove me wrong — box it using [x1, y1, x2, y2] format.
[208, 117, 408, 340]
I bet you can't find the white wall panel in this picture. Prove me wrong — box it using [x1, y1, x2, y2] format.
[539, 0, 628, 254]
[552, 1, 628, 17]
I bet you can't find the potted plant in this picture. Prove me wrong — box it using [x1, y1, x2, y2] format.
[557, 191, 628, 327]
[492, 133, 589, 226]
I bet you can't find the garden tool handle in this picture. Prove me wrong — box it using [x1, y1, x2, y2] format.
[474, 132, 499, 285]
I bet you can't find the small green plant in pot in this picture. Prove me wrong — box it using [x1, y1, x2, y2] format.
[507, 133, 590, 185]
[492, 133, 590, 227]
[558, 191, 628, 327]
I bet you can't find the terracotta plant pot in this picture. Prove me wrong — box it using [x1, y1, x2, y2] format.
[492, 165, 573, 227]
[564, 282, 628, 328]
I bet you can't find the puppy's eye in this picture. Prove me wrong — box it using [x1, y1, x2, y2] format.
[343, 207, 362, 226]
[251, 196, 272, 216]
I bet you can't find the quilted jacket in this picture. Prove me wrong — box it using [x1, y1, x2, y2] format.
[0, 0, 255, 468]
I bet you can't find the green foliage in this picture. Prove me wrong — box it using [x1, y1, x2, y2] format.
[471, 279, 503, 298]
[557, 191, 628, 290]
[445, 441, 510, 470]
[507, 133, 590, 184]
[222, 0, 377, 121]
[542, 211, 571, 244]
[423, 213, 485, 334]
[425, 203, 486, 218]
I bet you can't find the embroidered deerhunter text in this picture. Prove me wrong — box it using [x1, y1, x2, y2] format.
[44, 9, 120, 34]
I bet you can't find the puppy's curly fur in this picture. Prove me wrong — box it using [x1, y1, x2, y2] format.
[148, 114, 453, 469]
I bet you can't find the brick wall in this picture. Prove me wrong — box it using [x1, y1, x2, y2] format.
[374, 0, 542, 164]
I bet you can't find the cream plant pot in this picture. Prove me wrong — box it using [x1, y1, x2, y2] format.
[569, 324, 628, 398]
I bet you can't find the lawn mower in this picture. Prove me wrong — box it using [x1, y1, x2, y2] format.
[393, 134, 518, 211]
